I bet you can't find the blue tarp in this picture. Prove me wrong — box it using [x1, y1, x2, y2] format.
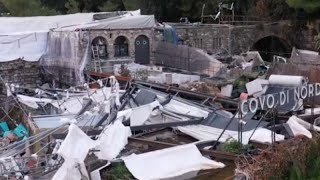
[163, 26, 179, 45]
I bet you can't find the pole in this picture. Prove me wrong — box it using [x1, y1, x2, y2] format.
[201, 4, 206, 24]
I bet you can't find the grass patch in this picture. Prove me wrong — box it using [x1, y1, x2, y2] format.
[102, 164, 134, 180]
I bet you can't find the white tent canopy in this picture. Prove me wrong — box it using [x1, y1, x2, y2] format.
[54, 14, 155, 31]
[0, 10, 153, 62]
[0, 13, 99, 35]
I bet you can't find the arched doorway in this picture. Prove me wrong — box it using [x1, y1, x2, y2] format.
[114, 36, 129, 57]
[92, 36, 108, 59]
[135, 35, 150, 64]
[251, 36, 291, 62]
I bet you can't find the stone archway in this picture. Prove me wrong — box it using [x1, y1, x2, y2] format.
[92, 36, 108, 59]
[251, 35, 291, 62]
[135, 35, 150, 64]
[114, 36, 129, 57]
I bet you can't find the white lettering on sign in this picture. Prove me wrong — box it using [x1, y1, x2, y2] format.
[239, 83, 320, 114]
[280, 91, 286, 105]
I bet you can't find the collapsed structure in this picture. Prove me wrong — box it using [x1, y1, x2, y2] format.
[1, 9, 320, 180]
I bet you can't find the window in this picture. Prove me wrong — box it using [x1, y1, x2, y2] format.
[114, 36, 129, 57]
[92, 36, 108, 58]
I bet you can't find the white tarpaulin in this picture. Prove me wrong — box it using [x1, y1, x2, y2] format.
[54, 121, 132, 180]
[52, 160, 89, 180]
[17, 94, 54, 109]
[116, 101, 161, 126]
[0, 32, 47, 62]
[53, 124, 96, 180]
[289, 115, 320, 132]
[83, 15, 155, 30]
[57, 124, 96, 162]
[130, 101, 161, 126]
[0, 13, 99, 62]
[95, 120, 132, 160]
[178, 125, 284, 145]
[123, 144, 225, 180]
[163, 100, 209, 118]
[0, 13, 99, 35]
[287, 116, 313, 138]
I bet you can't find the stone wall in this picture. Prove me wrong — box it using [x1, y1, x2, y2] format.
[89, 28, 154, 62]
[0, 59, 41, 97]
[173, 24, 230, 55]
[171, 23, 316, 56]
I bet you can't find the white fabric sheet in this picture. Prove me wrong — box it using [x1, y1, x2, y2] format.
[116, 101, 161, 126]
[52, 160, 89, 180]
[123, 144, 225, 180]
[290, 115, 320, 132]
[57, 124, 96, 162]
[0, 13, 98, 35]
[0, 32, 48, 62]
[95, 120, 132, 160]
[164, 100, 209, 118]
[17, 94, 53, 109]
[0, 13, 99, 62]
[287, 116, 313, 138]
[130, 101, 161, 126]
[178, 125, 284, 145]
[53, 124, 96, 180]
[82, 15, 155, 30]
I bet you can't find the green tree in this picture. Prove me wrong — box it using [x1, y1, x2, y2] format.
[122, 0, 140, 10]
[254, 0, 293, 20]
[65, 0, 80, 14]
[287, 0, 320, 13]
[99, 0, 125, 12]
[1, 0, 57, 16]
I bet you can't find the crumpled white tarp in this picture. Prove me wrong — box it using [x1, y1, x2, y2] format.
[123, 144, 225, 180]
[116, 101, 161, 126]
[95, 120, 132, 160]
[54, 121, 132, 180]
[130, 101, 161, 126]
[17, 94, 54, 109]
[16, 82, 119, 113]
[53, 124, 96, 180]
[52, 160, 88, 180]
[57, 124, 96, 162]
[178, 125, 284, 145]
[164, 100, 209, 118]
[51, 97, 83, 114]
[286, 116, 313, 138]
[290, 115, 320, 132]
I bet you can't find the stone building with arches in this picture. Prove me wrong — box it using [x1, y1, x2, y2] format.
[88, 28, 154, 65]
[41, 13, 156, 85]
